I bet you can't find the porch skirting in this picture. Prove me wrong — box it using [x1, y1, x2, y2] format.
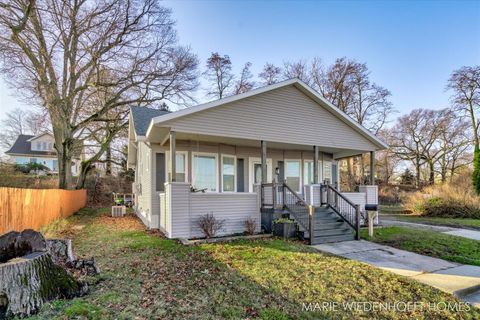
[158, 183, 261, 239]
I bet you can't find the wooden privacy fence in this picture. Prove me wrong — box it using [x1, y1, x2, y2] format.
[0, 187, 87, 235]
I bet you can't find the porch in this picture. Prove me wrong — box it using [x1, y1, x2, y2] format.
[152, 131, 378, 242]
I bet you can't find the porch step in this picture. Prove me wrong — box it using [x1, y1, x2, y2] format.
[314, 221, 349, 231]
[313, 227, 353, 237]
[311, 233, 356, 244]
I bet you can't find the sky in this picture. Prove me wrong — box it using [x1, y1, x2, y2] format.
[0, 0, 479, 121]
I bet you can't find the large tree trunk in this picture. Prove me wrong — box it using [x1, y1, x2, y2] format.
[0, 231, 90, 318]
[76, 160, 94, 190]
[105, 145, 112, 176]
[53, 122, 74, 189]
[428, 161, 435, 185]
[0, 252, 83, 317]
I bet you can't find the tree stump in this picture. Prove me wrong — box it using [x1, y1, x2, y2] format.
[0, 252, 85, 317]
[0, 230, 93, 317]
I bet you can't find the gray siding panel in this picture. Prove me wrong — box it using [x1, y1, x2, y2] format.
[162, 85, 377, 151]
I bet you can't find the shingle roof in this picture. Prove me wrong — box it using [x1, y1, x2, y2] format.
[130, 106, 170, 136]
[5, 134, 56, 156]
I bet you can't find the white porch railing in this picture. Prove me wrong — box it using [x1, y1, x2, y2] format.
[304, 184, 379, 224]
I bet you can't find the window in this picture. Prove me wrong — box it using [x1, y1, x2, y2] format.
[304, 160, 323, 184]
[192, 153, 217, 192]
[222, 155, 236, 192]
[323, 161, 332, 184]
[304, 160, 314, 185]
[175, 153, 186, 182]
[36, 142, 41, 151]
[285, 160, 301, 192]
[42, 142, 47, 150]
[48, 142, 53, 150]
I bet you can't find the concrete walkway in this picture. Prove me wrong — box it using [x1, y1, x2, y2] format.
[381, 219, 480, 241]
[313, 240, 480, 307]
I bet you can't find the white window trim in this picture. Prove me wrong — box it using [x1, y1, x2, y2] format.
[221, 154, 237, 193]
[166, 151, 188, 183]
[192, 152, 219, 192]
[285, 159, 302, 193]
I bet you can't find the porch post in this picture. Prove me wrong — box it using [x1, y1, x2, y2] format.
[169, 131, 176, 182]
[261, 140, 267, 183]
[313, 146, 319, 184]
[370, 151, 375, 185]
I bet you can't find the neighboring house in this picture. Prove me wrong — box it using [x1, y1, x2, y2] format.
[5, 133, 81, 175]
[128, 79, 387, 244]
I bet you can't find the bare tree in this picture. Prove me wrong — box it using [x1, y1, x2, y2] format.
[283, 59, 311, 85]
[204, 52, 234, 99]
[0, 0, 199, 189]
[391, 109, 442, 187]
[258, 63, 282, 85]
[311, 57, 358, 112]
[0, 108, 49, 149]
[435, 108, 472, 182]
[234, 62, 254, 94]
[375, 128, 401, 184]
[447, 66, 480, 192]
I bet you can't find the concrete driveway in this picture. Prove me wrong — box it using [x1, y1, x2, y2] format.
[314, 240, 480, 307]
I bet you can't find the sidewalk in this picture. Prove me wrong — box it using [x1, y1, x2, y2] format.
[313, 240, 480, 307]
[381, 219, 480, 241]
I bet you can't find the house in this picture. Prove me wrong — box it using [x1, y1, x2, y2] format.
[5, 133, 81, 175]
[127, 79, 387, 244]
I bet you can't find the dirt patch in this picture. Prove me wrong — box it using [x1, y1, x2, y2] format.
[94, 214, 145, 232]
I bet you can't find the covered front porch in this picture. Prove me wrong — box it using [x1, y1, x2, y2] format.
[154, 130, 378, 242]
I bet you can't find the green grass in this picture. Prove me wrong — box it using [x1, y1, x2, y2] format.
[362, 226, 480, 266]
[26, 208, 480, 319]
[381, 211, 480, 230]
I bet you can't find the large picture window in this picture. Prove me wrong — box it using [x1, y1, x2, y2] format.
[285, 160, 301, 192]
[222, 155, 236, 192]
[192, 153, 218, 192]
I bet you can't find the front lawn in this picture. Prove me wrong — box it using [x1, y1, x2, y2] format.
[362, 226, 480, 266]
[28, 208, 479, 319]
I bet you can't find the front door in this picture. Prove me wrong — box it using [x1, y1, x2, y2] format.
[249, 157, 272, 192]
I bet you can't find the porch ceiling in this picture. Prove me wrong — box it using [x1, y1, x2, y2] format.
[149, 127, 370, 159]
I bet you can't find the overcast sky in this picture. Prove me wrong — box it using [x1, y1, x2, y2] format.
[1, 0, 479, 122]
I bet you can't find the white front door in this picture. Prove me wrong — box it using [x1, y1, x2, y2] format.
[248, 157, 272, 192]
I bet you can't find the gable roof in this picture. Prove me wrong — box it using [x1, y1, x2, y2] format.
[130, 106, 170, 136]
[26, 132, 54, 142]
[5, 134, 56, 156]
[147, 79, 388, 150]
